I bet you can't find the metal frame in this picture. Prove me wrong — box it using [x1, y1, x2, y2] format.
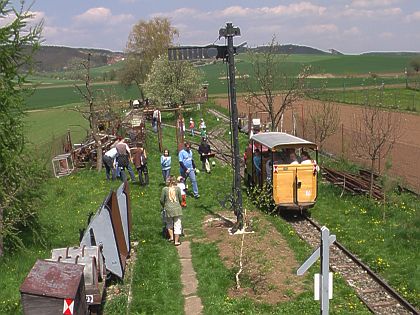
[52, 153, 74, 178]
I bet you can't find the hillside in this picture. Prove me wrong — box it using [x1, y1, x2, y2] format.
[247, 44, 328, 55]
[33, 46, 124, 72]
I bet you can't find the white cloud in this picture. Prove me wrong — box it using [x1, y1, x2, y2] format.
[341, 6, 402, 18]
[302, 24, 338, 35]
[154, 2, 326, 21]
[379, 32, 394, 38]
[73, 7, 133, 26]
[0, 10, 45, 27]
[350, 0, 400, 8]
[343, 27, 360, 36]
[406, 11, 420, 22]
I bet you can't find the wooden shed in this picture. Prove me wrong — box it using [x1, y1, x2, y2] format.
[20, 260, 88, 315]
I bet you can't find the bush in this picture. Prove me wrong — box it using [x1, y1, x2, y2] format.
[248, 183, 276, 213]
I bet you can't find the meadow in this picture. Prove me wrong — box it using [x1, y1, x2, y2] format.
[2, 104, 418, 313]
[24, 52, 418, 111]
[199, 53, 412, 95]
[3, 52, 417, 313]
[0, 106, 371, 314]
[310, 87, 420, 112]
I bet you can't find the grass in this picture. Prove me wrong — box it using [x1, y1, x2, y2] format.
[24, 82, 140, 110]
[24, 53, 418, 111]
[1, 102, 373, 314]
[24, 104, 88, 145]
[200, 53, 413, 95]
[310, 87, 420, 112]
[310, 179, 420, 307]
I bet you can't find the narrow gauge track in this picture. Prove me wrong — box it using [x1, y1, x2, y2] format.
[206, 108, 418, 314]
[288, 214, 419, 315]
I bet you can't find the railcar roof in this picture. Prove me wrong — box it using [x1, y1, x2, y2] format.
[251, 132, 317, 149]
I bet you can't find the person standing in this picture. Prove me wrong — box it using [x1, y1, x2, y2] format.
[199, 118, 206, 138]
[160, 176, 183, 245]
[160, 149, 172, 182]
[253, 148, 262, 186]
[198, 138, 212, 173]
[177, 176, 187, 207]
[116, 138, 136, 182]
[189, 118, 195, 136]
[133, 147, 149, 186]
[178, 142, 200, 198]
[103, 146, 118, 180]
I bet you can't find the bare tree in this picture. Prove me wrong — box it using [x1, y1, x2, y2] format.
[242, 37, 311, 132]
[354, 103, 401, 197]
[73, 54, 103, 171]
[309, 100, 340, 152]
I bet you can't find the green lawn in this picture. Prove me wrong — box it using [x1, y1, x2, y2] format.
[312, 159, 420, 307]
[309, 87, 420, 112]
[24, 104, 88, 145]
[24, 82, 140, 110]
[1, 103, 372, 314]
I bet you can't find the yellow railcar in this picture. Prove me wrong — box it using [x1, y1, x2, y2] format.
[244, 132, 319, 210]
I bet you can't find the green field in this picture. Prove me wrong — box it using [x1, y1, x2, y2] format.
[23, 53, 419, 111]
[25, 82, 140, 110]
[24, 104, 88, 144]
[199, 53, 414, 95]
[310, 87, 420, 112]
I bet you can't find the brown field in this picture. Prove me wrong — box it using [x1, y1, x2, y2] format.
[215, 97, 420, 193]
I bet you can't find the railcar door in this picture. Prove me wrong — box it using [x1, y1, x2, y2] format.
[272, 164, 317, 207]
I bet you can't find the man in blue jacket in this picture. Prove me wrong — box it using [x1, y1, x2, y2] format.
[178, 142, 200, 198]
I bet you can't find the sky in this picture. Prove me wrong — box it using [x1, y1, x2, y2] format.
[5, 0, 420, 54]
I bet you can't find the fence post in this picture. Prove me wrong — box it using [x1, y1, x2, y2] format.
[341, 123, 344, 158]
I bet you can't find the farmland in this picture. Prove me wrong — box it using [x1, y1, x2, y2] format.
[24, 53, 419, 112]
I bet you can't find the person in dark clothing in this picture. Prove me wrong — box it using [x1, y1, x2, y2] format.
[133, 147, 149, 186]
[198, 138, 212, 173]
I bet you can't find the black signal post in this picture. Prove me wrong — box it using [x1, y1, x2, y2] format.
[167, 22, 244, 230]
[219, 23, 243, 230]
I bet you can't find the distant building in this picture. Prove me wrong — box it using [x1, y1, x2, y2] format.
[329, 49, 343, 55]
[107, 54, 125, 65]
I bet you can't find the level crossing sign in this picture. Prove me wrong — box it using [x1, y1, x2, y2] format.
[297, 226, 336, 315]
[63, 298, 74, 315]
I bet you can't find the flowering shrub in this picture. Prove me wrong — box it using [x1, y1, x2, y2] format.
[247, 183, 276, 213]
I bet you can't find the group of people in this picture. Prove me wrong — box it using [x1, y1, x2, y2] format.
[188, 117, 207, 138]
[253, 148, 314, 184]
[103, 133, 214, 246]
[159, 139, 213, 245]
[103, 137, 149, 186]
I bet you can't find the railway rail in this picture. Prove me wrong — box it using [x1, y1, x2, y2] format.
[206, 108, 418, 315]
[288, 214, 419, 315]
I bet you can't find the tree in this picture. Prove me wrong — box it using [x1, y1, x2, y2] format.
[409, 58, 420, 73]
[309, 100, 340, 152]
[73, 54, 103, 172]
[353, 102, 401, 197]
[120, 17, 178, 99]
[243, 37, 311, 131]
[0, 0, 43, 256]
[144, 55, 202, 106]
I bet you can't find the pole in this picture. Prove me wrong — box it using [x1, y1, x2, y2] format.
[221, 23, 243, 230]
[321, 227, 331, 314]
[301, 104, 305, 138]
[157, 119, 163, 152]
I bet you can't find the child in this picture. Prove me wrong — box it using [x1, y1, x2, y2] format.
[177, 176, 187, 207]
[189, 118, 195, 136]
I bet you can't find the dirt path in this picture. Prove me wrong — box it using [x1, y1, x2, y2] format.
[176, 241, 203, 314]
[201, 210, 305, 304]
